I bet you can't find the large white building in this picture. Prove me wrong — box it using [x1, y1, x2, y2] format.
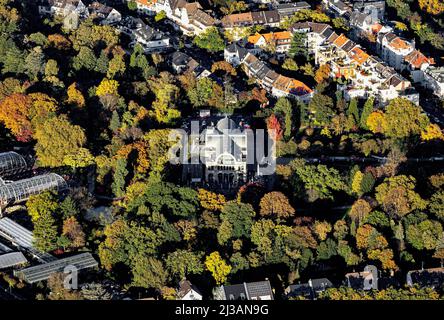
[182, 117, 257, 190]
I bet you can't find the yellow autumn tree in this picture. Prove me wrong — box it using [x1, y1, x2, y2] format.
[366, 111, 387, 134]
[419, 0, 444, 15]
[96, 78, 119, 97]
[421, 123, 444, 141]
[66, 82, 85, 108]
[205, 251, 231, 285]
[198, 189, 226, 211]
[351, 170, 364, 195]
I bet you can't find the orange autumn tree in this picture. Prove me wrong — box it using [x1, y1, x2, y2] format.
[0, 93, 32, 141]
[259, 191, 295, 219]
[62, 217, 86, 249]
[314, 64, 331, 83]
[0, 92, 58, 141]
[267, 114, 283, 141]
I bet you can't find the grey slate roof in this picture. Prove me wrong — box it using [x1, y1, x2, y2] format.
[245, 281, 274, 299]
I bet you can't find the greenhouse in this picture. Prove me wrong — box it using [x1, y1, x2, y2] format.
[0, 152, 28, 178]
[0, 173, 68, 208]
[14, 253, 98, 284]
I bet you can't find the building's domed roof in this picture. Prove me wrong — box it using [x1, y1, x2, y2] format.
[216, 117, 238, 132]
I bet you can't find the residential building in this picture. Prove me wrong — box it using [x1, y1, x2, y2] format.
[323, 0, 352, 16]
[403, 50, 434, 83]
[406, 267, 444, 289]
[423, 66, 444, 97]
[177, 279, 203, 300]
[131, 0, 215, 35]
[170, 51, 210, 78]
[247, 31, 292, 55]
[225, 43, 313, 102]
[291, 22, 417, 104]
[38, 0, 88, 18]
[274, 2, 311, 18]
[345, 265, 378, 291]
[182, 116, 254, 189]
[88, 1, 122, 25]
[215, 280, 274, 300]
[118, 17, 171, 52]
[222, 10, 280, 29]
[352, 0, 385, 20]
[286, 278, 334, 300]
[377, 32, 415, 70]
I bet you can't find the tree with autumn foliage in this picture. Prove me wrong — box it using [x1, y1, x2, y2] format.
[205, 251, 231, 285]
[198, 189, 226, 211]
[211, 61, 236, 76]
[0, 93, 57, 141]
[421, 123, 444, 141]
[375, 175, 427, 219]
[66, 82, 85, 108]
[259, 191, 295, 219]
[366, 111, 386, 134]
[62, 217, 86, 249]
[34, 115, 90, 167]
[419, 0, 444, 15]
[267, 114, 283, 141]
[314, 64, 331, 83]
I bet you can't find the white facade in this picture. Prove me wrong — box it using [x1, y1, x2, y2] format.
[200, 118, 248, 187]
[423, 66, 444, 97]
[181, 288, 203, 300]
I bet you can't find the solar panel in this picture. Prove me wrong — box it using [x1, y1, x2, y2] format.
[0, 252, 28, 269]
[15, 253, 98, 284]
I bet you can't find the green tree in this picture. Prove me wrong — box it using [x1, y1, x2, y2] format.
[127, 1, 137, 11]
[166, 250, 203, 279]
[430, 191, 444, 221]
[346, 98, 359, 127]
[406, 219, 443, 250]
[193, 27, 225, 53]
[131, 255, 168, 290]
[360, 97, 374, 129]
[274, 97, 293, 139]
[33, 208, 59, 252]
[112, 158, 128, 198]
[220, 201, 255, 239]
[288, 32, 307, 58]
[25, 46, 45, 80]
[308, 93, 335, 125]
